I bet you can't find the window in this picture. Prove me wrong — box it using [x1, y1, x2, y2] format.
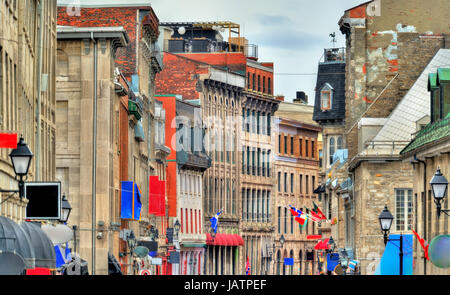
[299, 139, 303, 157]
[290, 213, 294, 234]
[242, 189, 246, 219]
[252, 149, 256, 175]
[268, 77, 272, 94]
[320, 83, 333, 110]
[312, 176, 316, 196]
[337, 136, 343, 150]
[257, 111, 261, 134]
[262, 150, 266, 177]
[247, 147, 250, 174]
[247, 73, 250, 89]
[278, 207, 281, 233]
[278, 172, 281, 192]
[252, 73, 256, 90]
[263, 76, 266, 93]
[306, 175, 309, 195]
[290, 136, 294, 155]
[284, 208, 287, 234]
[267, 150, 271, 176]
[329, 137, 335, 165]
[257, 148, 261, 176]
[290, 173, 294, 193]
[311, 141, 315, 158]
[305, 140, 309, 158]
[284, 173, 288, 193]
[279, 135, 281, 153]
[258, 75, 261, 92]
[300, 175, 303, 194]
[395, 189, 413, 231]
[284, 136, 288, 154]
[267, 114, 271, 135]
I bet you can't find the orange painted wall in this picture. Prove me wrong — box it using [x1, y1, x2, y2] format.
[157, 95, 177, 217]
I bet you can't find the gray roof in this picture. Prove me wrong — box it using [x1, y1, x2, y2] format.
[20, 222, 56, 269]
[373, 49, 450, 142]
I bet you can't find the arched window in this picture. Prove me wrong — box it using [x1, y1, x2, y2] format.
[329, 137, 335, 166]
[289, 250, 294, 275]
[320, 83, 333, 111]
[337, 136, 343, 150]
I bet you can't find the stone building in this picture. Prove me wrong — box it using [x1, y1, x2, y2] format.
[401, 65, 450, 275]
[313, 47, 347, 252]
[240, 57, 280, 276]
[274, 101, 322, 275]
[0, 0, 57, 222]
[57, 2, 163, 274]
[338, 0, 450, 274]
[55, 26, 129, 275]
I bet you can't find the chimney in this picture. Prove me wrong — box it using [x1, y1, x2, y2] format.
[293, 91, 308, 104]
[276, 95, 285, 102]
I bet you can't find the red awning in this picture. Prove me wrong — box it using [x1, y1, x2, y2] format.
[205, 233, 244, 246]
[314, 238, 330, 250]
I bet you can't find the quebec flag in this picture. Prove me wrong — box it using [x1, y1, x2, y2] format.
[210, 210, 223, 234]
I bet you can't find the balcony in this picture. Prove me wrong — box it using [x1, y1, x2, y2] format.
[128, 92, 144, 121]
[165, 38, 258, 59]
[177, 150, 212, 171]
[320, 48, 345, 63]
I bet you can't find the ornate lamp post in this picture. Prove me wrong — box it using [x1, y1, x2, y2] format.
[378, 206, 403, 275]
[60, 194, 72, 223]
[430, 168, 449, 218]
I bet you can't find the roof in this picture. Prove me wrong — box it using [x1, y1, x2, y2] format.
[57, 0, 153, 8]
[400, 113, 450, 155]
[428, 73, 438, 90]
[276, 101, 318, 126]
[313, 62, 346, 123]
[57, 26, 130, 45]
[372, 49, 450, 144]
[437, 68, 450, 84]
[160, 21, 240, 29]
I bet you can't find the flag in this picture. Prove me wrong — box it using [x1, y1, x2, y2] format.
[313, 201, 327, 220]
[331, 217, 337, 225]
[306, 208, 321, 223]
[412, 229, 429, 261]
[290, 205, 307, 226]
[245, 256, 251, 275]
[301, 215, 308, 230]
[0, 133, 17, 148]
[210, 210, 223, 234]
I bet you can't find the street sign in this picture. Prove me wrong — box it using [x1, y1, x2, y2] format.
[151, 258, 162, 265]
[140, 269, 151, 275]
[25, 182, 61, 220]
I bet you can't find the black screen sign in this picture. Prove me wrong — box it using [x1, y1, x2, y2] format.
[25, 182, 61, 220]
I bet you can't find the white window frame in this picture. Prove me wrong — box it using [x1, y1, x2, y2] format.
[320, 83, 334, 111]
[395, 189, 413, 232]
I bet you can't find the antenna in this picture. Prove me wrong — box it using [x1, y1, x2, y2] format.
[330, 32, 337, 48]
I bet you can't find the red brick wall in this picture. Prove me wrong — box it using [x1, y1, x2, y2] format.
[57, 6, 147, 77]
[177, 52, 247, 73]
[155, 53, 209, 100]
[247, 65, 273, 95]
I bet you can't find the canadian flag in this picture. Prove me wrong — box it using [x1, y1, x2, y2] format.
[412, 229, 429, 261]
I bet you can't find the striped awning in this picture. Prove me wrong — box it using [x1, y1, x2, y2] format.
[206, 233, 244, 246]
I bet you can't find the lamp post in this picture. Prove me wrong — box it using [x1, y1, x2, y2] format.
[378, 206, 403, 275]
[430, 168, 449, 218]
[2, 137, 33, 200]
[60, 194, 72, 224]
[327, 236, 336, 253]
[174, 220, 181, 241]
[126, 231, 137, 275]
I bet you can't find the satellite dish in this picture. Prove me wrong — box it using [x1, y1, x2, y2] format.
[0, 252, 26, 275]
[134, 246, 150, 258]
[212, 26, 217, 31]
[41, 224, 74, 245]
[178, 27, 186, 35]
[220, 27, 225, 33]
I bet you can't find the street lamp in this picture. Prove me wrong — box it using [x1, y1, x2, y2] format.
[378, 206, 403, 275]
[8, 137, 33, 199]
[174, 220, 181, 241]
[280, 234, 286, 248]
[60, 194, 72, 223]
[378, 206, 394, 245]
[126, 231, 137, 275]
[327, 236, 336, 253]
[430, 168, 449, 218]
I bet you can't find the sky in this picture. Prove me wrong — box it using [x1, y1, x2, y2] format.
[58, 0, 365, 104]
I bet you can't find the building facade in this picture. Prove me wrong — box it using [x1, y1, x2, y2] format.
[0, 0, 57, 222]
[274, 101, 322, 275]
[57, 3, 163, 274]
[338, 0, 450, 274]
[401, 66, 450, 275]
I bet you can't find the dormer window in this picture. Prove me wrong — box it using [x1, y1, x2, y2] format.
[320, 83, 333, 111]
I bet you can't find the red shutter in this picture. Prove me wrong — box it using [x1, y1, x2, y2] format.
[180, 208, 184, 233]
[190, 209, 193, 234]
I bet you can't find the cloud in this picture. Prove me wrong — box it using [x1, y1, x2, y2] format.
[253, 14, 294, 26]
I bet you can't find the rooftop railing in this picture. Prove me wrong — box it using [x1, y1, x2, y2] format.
[320, 47, 345, 63]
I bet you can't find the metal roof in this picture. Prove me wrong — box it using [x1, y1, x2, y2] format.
[372, 49, 450, 144]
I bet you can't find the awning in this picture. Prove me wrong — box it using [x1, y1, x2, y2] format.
[314, 238, 330, 250]
[0, 216, 35, 269]
[20, 222, 56, 269]
[206, 233, 244, 246]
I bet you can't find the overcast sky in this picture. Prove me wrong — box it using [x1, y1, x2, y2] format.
[58, 0, 364, 104]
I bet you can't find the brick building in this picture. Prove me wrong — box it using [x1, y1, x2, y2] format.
[274, 101, 322, 275]
[338, 0, 450, 274]
[155, 50, 246, 275]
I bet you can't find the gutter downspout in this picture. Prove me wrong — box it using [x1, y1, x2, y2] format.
[415, 155, 427, 275]
[35, 0, 44, 181]
[91, 32, 98, 276]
